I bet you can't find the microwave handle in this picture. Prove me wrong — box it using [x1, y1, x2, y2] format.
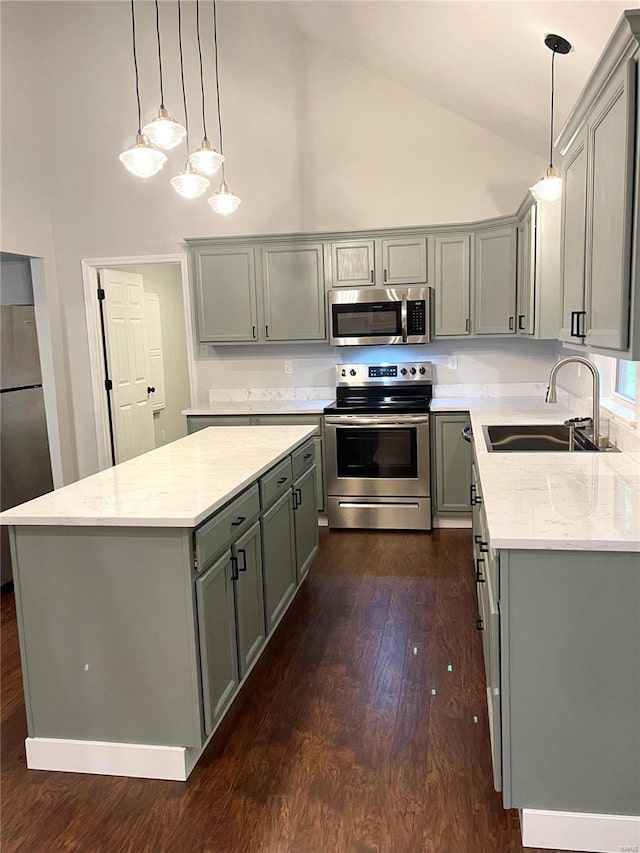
[401, 296, 408, 343]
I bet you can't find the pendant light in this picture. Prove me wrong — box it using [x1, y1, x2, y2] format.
[208, 0, 241, 215]
[119, 0, 167, 178]
[171, 0, 209, 199]
[188, 0, 224, 176]
[143, 0, 187, 150]
[530, 33, 572, 203]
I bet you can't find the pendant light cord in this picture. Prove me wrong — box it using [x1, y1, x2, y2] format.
[196, 0, 208, 139]
[155, 0, 165, 109]
[177, 0, 189, 148]
[130, 0, 142, 133]
[549, 49, 556, 168]
[212, 0, 225, 178]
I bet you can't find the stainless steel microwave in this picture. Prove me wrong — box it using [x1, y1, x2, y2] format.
[328, 287, 431, 346]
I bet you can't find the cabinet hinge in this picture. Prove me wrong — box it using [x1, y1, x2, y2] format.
[104, 378, 113, 391]
[97, 288, 106, 301]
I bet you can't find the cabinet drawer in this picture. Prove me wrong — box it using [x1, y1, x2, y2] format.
[292, 439, 315, 479]
[195, 485, 260, 571]
[260, 457, 293, 509]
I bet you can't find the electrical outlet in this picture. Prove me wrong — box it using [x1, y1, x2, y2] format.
[160, 429, 166, 444]
[284, 360, 294, 375]
[448, 355, 458, 370]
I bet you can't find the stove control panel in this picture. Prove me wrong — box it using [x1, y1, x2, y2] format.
[336, 362, 432, 384]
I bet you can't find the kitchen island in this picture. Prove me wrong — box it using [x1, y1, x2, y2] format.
[0, 426, 319, 781]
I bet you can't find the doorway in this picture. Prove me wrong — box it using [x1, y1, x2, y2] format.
[82, 255, 195, 469]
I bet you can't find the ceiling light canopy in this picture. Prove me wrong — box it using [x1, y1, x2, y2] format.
[530, 33, 572, 204]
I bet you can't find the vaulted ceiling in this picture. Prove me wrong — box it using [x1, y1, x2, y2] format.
[286, 1, 630, 157]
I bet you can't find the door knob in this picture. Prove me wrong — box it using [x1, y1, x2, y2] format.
[147, 386, 155, 394]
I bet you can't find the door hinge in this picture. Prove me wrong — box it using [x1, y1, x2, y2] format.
[104, 378, 113, 391]
[97, 288, 106, 301]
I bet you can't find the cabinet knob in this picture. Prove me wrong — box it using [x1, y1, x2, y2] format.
[147, 386, 155, 394]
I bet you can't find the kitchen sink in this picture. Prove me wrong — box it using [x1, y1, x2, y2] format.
[483, 424, 602, 452]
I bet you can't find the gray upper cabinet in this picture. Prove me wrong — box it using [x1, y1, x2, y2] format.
[196, 548, 239, 734]
[260, 244, 325, 341]
[433, 234, 471, 337]
[516, 207, 536, 336]
[559, 128, 588, 343]
[193, 246, 258, 343]
[381, 237, 428, 285]
[329, 239, 376, 287]
[474, 226, 517, 335]
[584, 59, 635, 351]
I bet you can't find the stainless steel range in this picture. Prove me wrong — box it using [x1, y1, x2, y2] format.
[324, 361, 433, 531]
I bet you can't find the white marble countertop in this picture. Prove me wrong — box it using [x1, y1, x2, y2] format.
[0, 426, 318, 528]
[183, 400, 333, 416]
[437, 397, 640, 552]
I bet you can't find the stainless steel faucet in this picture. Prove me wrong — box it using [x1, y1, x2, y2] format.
[545, 356, 600, 446]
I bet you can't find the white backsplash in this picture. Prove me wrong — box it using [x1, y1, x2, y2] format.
[556, 388, 640, 453]
[209, 386, 334, 403]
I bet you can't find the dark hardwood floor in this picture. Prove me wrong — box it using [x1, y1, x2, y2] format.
[1, 528, 561, 852]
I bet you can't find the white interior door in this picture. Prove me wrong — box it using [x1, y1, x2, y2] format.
[100, 268, 155, 463]
[143, 292, 166, 412]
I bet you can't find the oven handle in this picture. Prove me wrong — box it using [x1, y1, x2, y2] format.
[324, 415, 430, 426]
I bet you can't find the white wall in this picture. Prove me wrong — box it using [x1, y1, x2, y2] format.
[1, 0, 548, 477]
[116, 264, 191, 447]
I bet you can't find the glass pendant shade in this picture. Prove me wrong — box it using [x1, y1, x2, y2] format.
[208, 181, 241, 215]
[143, 107, 187, 150]
[530, 166, 562, 202]
[189, 139, 224, 176]
[119, 133, 168, 178]
[170, 162, 210, 199]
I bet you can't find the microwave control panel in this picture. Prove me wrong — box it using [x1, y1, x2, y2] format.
[407, 300, 426, 335]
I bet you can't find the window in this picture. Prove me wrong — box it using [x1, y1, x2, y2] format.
[615, 361, 637, 402]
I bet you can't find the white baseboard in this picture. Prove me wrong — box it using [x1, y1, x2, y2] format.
[25, 736, 207, 781]
[433, 516, 472, 529]
[521, 808, 640, 852]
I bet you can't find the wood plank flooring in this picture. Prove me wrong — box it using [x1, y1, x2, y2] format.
[1, 528, 561, 852]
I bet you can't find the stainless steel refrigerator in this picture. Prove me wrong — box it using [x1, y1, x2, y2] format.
[1, 305, 54, 586]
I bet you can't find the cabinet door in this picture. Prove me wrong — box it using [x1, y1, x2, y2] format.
[559, 128, 588, 343]
[433, 414, 472, 514]
[381, 237, 428, 285]
[193, 247, 258, 343]
[434, 234, 471, 336]
[261, 244, 325, 341]
[195, 549, 239, 735]
[474, 227, 517, 335]
[261, 490, 297, 633]
[313, 435, 324, 512]
[585, 59, 636, 351]
[187, 416, 252, 434]
[293, 465, 319, 583]
[516, 206, 536, 336]
[233, 521, 266, 678]
[330, 240, 375, 287]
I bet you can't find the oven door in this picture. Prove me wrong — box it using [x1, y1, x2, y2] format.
[329, 289, 405, 346]
[325, 415, 430, 497]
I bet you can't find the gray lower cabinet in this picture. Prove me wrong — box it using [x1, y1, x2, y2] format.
[232, 521, 266, 678]
[474, 226, 517, 335]
[193, 246, 258, 343]
[432, 413, 472, 514]
[471, 452, 640, 815]
[260, 244, 325, 341]
[261, 489, 297, 633]
[433, 234, 471, 337]
[196, 548, 240, 735]
[293, 464, 319, 582]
